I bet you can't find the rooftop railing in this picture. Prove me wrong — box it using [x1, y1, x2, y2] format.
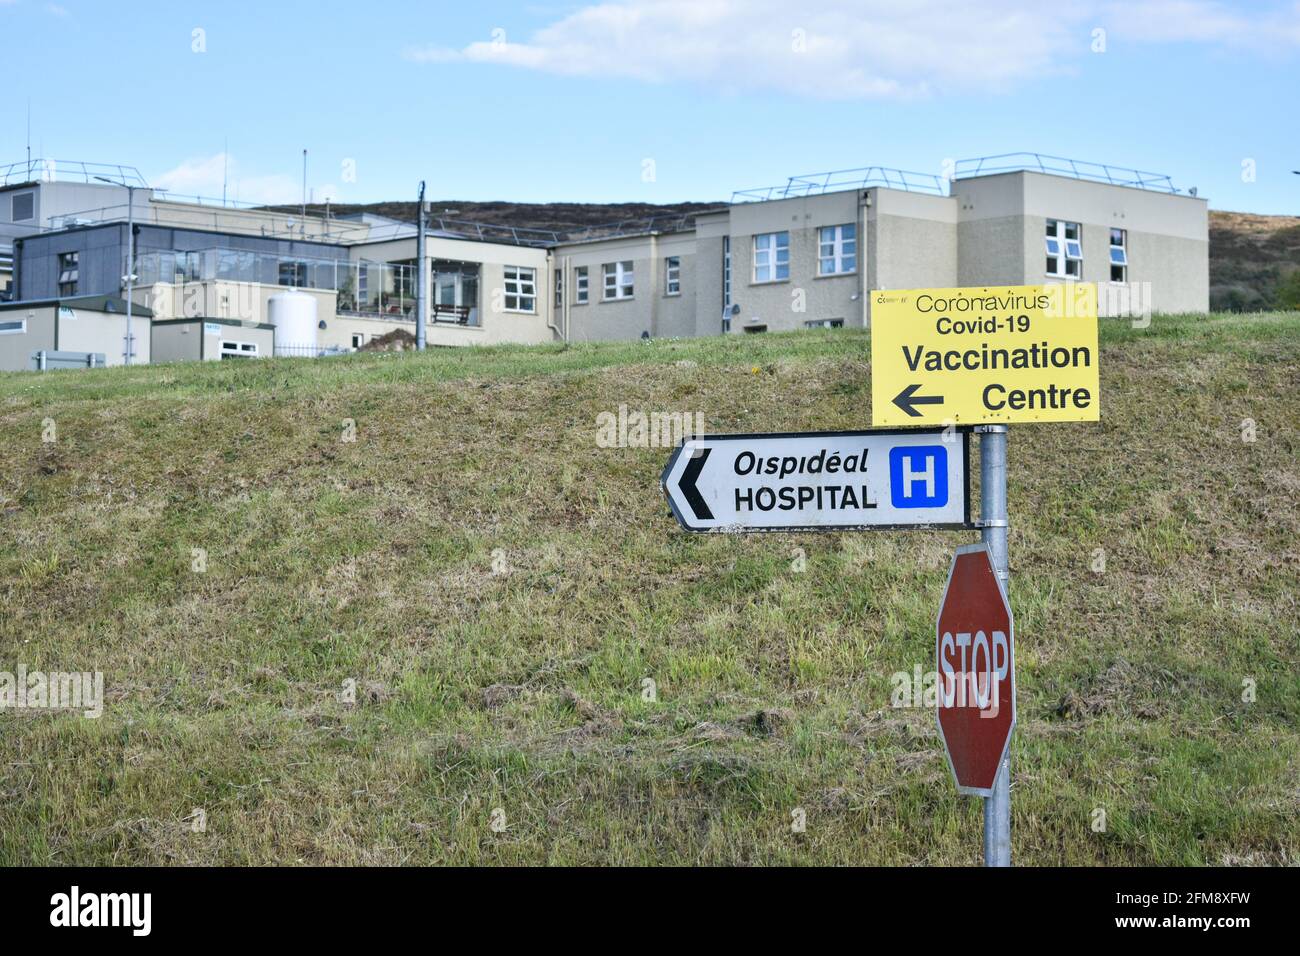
[0, 158, 149, 188]
[732, 166, 947, 202]
[953, 153, 1181, 192]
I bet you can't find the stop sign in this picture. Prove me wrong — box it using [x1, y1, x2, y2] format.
[936, 543, 1016, 796]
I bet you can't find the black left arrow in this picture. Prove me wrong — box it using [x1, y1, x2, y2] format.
[679, 448, 714, 520]
[893, 383, 944, 418]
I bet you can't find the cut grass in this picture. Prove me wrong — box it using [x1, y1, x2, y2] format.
[1, 311, 1297, 865]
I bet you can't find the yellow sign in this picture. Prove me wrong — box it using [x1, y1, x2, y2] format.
[870, 284, 1100, 427]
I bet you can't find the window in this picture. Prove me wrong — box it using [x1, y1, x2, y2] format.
[219, 340, 260, 359]
[555, 269, 563, 308]
[753, 232, 789, 282]
[0, 319, 26, 334]
[575, 266, 589, 304]
[11, 192, 34, 222]
[58, 252, 79, 297]
[503, 265, 536, 312]
[805, 318, 844, 329]
[278, 261, 307, 287]
[664, 256, 681, 295]
[1046, 220, 1082, 278]
[602, 261, 634, 300]
[722, 236, 731, 309]
[742, 323, 767, 334]
[818, 224, 856, 275]
[1109, 228, 1127, 282]
[351, 333, 366, 350]
[431, 259, 480, 324]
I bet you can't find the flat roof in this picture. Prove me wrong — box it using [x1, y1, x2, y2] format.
[0, 294, 153, 317]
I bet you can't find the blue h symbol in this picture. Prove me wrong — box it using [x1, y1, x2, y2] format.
[889, 445, 948, 509]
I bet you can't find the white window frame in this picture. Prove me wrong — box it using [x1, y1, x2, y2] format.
[574, 266, 589, 304]
[602, 261, 634, 300]
[817, 224, 856, 276]
[1109, 228, 1128, 283]
[219, 339, 260, 359]
[804, 318, 844, 329]
[351, 332, 366, 350]
[722, 236, 731, 309]
[1046, 219, 1082, 278]
[502, 265, 536, 313]
[664, 256, 681, 295]
[555, 269, 563, 308]
[58, 251, 79, 297]
[753, 231, 789, 283]
[0, 318, 26, 334]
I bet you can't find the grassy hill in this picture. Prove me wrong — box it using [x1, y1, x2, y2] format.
[1, 313, 1297, 865]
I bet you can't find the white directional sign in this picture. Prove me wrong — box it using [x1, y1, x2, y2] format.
[661, 429, 971, 532]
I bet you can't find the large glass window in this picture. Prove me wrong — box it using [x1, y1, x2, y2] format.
[818, 224, 857, 275]
[575, 266, 589, 304]
[753, 232, 789, 282]
[432, 259, 480, 325]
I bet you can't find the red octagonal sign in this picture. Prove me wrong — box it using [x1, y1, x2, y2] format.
[936, 543, 1016, 796]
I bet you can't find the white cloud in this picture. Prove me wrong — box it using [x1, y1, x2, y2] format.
[151, 153, 341, 207]
[405, 0, 1300, 99]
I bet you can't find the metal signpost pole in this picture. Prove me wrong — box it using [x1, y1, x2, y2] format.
[979, 424, 1011, 867]
[125, 184, 134, 366]
[416, 181, 427, 351]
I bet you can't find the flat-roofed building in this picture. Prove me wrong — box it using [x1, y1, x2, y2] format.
[4, 152, 1209, 366]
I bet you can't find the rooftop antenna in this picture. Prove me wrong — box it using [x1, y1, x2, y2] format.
[26, 98, 32, 179]
[222, 138, 228, 206]
[301, 149, 307, 226]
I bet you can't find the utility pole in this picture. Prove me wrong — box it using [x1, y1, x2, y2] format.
[416, 180, 427, 350]
[96, 176, 137, 365]
[979, 424, 1011, 866]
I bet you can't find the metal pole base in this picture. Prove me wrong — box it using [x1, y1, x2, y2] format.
[980, 425, 1011, 867]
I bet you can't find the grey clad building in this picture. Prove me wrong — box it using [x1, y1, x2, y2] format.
[1, 152, 1208, 368]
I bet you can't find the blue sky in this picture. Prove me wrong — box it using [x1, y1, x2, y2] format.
[2, 0, 1298, 213]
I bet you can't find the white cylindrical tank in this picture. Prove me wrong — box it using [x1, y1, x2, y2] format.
[268, 290, 318, 356]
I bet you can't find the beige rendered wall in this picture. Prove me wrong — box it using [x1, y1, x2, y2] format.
[351, 236, 555, 346]
[0, 306, 57, 371]
[200, 322, 275, 360]
[955, 171, 1209, 313]
[55, 307, 150, 365]
[139, 281, 338, 326]
[866, 188, 958, 325]
[151, 322, 203, 363]
[555, 235, 657, 342]
[727, 190, 864, 333]
[692, 212, 729, 336]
